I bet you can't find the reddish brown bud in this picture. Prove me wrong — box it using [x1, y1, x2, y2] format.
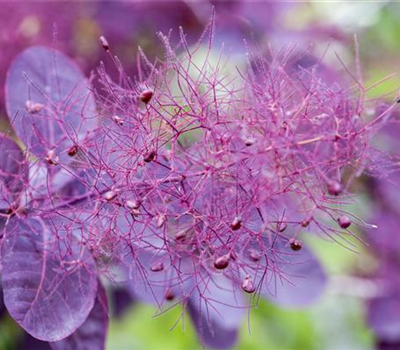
[143, 150, 156, 163]
[68, 145, 78, 157]
[45, 150, 59, 165]
[139, 89, 154, 104]
[245, 138, 255, 146]
[99, 36, 110, 52]
[327, 181, 343, 196]
[301, 219, 310, 228]
[230, 216, 242, 231]
[338, 216, 352, 229]
[150, 261, 164, 272]
[289, 238, 303, 251]
[175, 230, 186, 241]
[214, 255, 230, 270]
[112, 115, 124, 126]
[242, 276, 256, 294]
[165, 288, 175, 301]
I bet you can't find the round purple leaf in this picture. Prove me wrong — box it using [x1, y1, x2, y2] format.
[368, 294, 400, 342]
[1, 217, 98, 341]
[50, 282, 109, 350]
[188, 274, 246, 349]
[0, 133, 27, 210]
[261, 239, 327, 308]
[5, 46, 97, 161]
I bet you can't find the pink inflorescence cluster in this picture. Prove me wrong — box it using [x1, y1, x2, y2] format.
[0, 21, 396, 350]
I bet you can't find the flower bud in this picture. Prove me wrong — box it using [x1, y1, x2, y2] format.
[68, 145, 78, 157]
[327, 181, 343, 196]
[175, 230, 186, 241]
[25, 100, 44, 114]
[230, 216, 242, 231]
[165, 288, 175, 301]
[140, 89, 154, 104]
[214, 255, 230, 270]
[338, 216, 351, 229]
[126, 199, 141, 210]
[112, 115, 124, 126]
[278, 221, 287, 232]
[150, 261, 164, 272]
[242, 276, 256, 294]
[245, 138, 255, 146]
[289, 238, 303, 251]
[104, 190, 118, 201]
[45, 150, 59, 165]
[143, 150, 156, 163]
[99, 36, 110, 52]
[156, 214, 166, 228]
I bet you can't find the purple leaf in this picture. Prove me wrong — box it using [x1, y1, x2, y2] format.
[1, 217, 98, 341]
[110, 287, 134, 319]
[261, 239, 327, 308]
[0, 133, 27, 210]
[5, 46, 97, 161]
[188, 274, 246, 350]
[50, 282, 109, 350]
[368, 294, 400, 342]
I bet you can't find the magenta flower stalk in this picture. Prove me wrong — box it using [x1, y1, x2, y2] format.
[0, 20, 395, 349]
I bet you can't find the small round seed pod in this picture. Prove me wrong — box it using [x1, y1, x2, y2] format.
[289, 238, 303, 251]
[165, 289, 175, 301]
[242, 276, 256, 294]
[214, 255, 230, 270]
[139, 89, 154, 104]
[112, 115, 124, 126]
[45, 150, 59, 165]
[104, 190, 118, 201]
[68, 145, 78, 157]
[143, 150, 156, 163]
[230, 217, 242, 231]
[327, 181, 343, 196]
[150, 261, 164, 272]
[126, 199, 141, 210]
[301, 219, 310, 228]
[338, 216, 352, 229]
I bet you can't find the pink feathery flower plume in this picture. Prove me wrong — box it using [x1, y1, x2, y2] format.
[0, 15, 396, 350]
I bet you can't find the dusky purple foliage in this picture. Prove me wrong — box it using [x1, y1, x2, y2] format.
[0, 16, 396, 350]
[363, 120, 400, 350]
